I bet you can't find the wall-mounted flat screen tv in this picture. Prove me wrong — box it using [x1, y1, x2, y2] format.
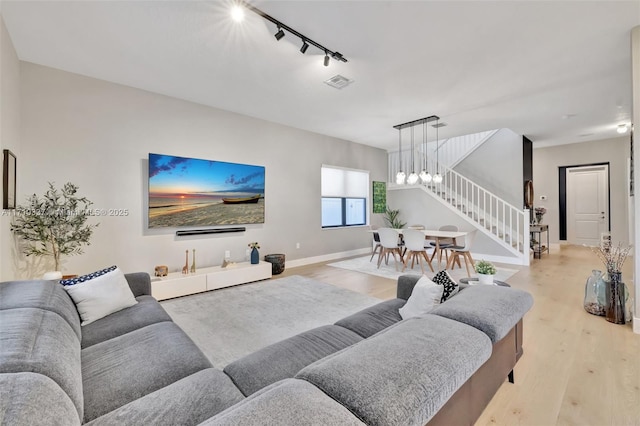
[148, 153, 265, 228]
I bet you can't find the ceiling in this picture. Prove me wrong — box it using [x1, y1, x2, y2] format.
[2, 0, 639, 151]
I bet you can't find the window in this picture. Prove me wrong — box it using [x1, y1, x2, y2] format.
[321, 166, 369, 228]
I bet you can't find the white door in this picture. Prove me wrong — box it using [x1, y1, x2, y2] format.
[566, 165, 609, 245]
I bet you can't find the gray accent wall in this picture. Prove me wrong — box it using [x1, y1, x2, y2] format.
[454, 128, 523, 208]
[13, 62, 387, 279]
[0, 16, 21, 281]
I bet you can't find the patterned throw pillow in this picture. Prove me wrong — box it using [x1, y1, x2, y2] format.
[60, 265, 137, 326]
[432, 270, 459, 303]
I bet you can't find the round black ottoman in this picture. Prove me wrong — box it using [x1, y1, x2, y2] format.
[264, 253, 285, 275]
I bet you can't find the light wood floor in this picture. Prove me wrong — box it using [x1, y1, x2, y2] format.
[280, 245, 639, 426]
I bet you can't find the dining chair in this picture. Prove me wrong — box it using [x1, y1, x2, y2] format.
[369, 231, 382, 262]
[430, 225, 460, 267]
[377, 228, 404, 271]
[445, 230, 478, 277]
[401, 228, 435, 274]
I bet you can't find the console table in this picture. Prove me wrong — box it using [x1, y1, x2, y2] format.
[151, 261, 272, 301]
[530, 224, 549, 259]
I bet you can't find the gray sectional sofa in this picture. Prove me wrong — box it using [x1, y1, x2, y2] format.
[0, 273, 533, 425]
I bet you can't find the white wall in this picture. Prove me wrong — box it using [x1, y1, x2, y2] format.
[631, 25, 639, 333]
[16, 62, 387, 279]
[533, 136, 629, 245]
[454, 128, 523, 207]
[0, 16, 21, 281]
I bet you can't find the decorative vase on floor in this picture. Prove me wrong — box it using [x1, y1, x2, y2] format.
[605, 271, 626, 324]
[583, 270, 606, 316]
[250, 247, 259, 264]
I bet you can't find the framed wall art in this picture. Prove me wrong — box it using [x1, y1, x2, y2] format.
[3, 149, 16, 209]
[372, 181, 386, 213]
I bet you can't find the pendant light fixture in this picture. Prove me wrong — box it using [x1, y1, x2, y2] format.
[395, 128, 406, 184]
[432, 118, 443, 184]
[407, 126, 419, 184]
[419, 120, 432, 184]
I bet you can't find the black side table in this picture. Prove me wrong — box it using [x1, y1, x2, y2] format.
[459, 277, 510, 287]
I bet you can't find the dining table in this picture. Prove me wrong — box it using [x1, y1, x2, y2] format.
[369, 228, 469, 270]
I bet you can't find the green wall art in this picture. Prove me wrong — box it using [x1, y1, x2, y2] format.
[372, 181, 387, 213]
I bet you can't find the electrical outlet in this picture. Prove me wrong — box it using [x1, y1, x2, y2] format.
[296, 243, 300, 249]
[245, 249, 251, 260]
[224, 250, 230, 259]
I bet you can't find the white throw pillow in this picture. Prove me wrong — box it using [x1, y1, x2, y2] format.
[60, 266, 137, 326]
[398, 276, 444, 320]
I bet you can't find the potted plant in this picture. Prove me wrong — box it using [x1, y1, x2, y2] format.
[383, 208, 407, 229]
[11, 182, 99, 279]
[475, 259, 497, 285]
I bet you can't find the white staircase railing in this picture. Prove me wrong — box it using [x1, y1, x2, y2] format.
[388, 157, 529, 260]
[433, 130, 497, 169]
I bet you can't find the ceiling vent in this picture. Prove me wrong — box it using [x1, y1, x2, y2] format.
[324, 75, 354, 90]
[431, 122, 447, 128]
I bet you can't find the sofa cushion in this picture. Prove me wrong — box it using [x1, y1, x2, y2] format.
[297, 315, 492, 426]
[86, 368, 244, 426]
[201, 378, 365, 426]
[430, 285, 534, 342]
[61, 266, 138, 326]
[81, 295, 172, 348]
[224, 325, 363, 396]
[398, 276, 443, 319]
[0, 372, 81, 426]
[0, 308, 83, 420]
[81, 322, 212, 422]
[0, 280, 81, 340]
[334, 298, 405, 338]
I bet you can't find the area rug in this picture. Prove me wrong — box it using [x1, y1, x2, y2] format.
[328, 255, 519, 283]
[160, 275, 381, 368]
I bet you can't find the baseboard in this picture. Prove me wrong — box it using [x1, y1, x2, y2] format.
[286, 248, 371, 269]
[469, 252, 526, 266]
[634, 315, 640, 334]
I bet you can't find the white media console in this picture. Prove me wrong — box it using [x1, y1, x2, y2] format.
[150, 261, 272, 301]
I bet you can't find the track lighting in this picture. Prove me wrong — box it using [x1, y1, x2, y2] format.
[233, 2, 348, 66]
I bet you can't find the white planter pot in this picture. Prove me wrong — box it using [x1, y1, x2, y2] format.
[42, 271, 63, 280]
[477, 273, 494, 285]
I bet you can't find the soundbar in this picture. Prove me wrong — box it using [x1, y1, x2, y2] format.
[176, 227, 246, 236]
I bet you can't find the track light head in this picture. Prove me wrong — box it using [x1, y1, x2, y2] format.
[324, 53, 330, 67]
[300, 40, 309, 54]
[274, 27, 285, 41]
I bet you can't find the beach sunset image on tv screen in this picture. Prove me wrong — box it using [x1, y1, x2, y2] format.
[148, 153, 265, 228]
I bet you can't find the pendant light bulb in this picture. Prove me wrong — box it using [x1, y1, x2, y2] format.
[433, 173, 443, 184]
[420, 170, 432, 183]
[396, 127, 405, 184]
[407, 172, 419, 185]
